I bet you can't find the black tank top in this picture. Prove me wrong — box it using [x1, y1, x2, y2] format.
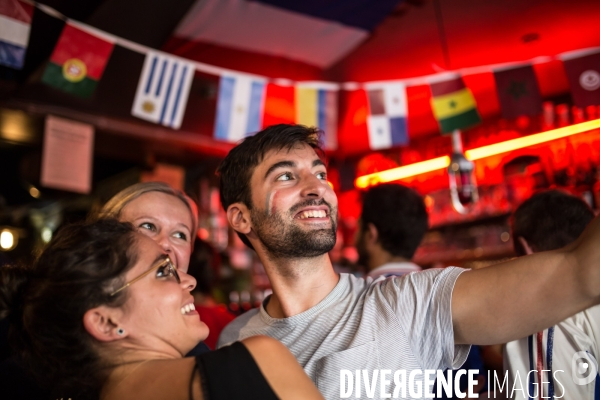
[191, 342, 279, 400]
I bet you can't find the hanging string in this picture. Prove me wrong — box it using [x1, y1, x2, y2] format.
[433, 0, 451, 70]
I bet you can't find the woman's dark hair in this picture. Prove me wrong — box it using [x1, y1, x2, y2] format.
[0, 219, 138, 398]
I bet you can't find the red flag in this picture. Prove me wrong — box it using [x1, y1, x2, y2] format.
[493, 65, 543, 119]
[263, 83, 295, 127]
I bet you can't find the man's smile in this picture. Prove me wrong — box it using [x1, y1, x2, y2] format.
[294, 206, 329, 220]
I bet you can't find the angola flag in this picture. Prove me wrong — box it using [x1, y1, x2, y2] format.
[429, 76, 481, 134]
[41, 23, 114, 98]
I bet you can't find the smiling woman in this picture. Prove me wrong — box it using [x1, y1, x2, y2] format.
[97, 182, 198, 273]
[94, 182, 213, 356]
[0, 219, 323, 400]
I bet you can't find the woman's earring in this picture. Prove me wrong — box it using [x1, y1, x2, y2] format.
[116, 328, 125, 336]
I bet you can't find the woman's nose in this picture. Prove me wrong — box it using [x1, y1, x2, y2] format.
[179, 270, 196, 291]
[156, 234, 173, 254]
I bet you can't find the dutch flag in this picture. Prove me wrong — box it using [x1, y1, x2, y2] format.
[214, 74, 266, 143]
[0, 0, 34, 69]
[131, 51, 194, 130]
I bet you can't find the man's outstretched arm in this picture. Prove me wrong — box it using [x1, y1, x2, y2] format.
[452, 215, 600, 345]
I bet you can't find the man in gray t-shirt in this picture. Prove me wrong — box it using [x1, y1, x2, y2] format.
[219, 269, 468, 398]
[216, 124, 600, 399]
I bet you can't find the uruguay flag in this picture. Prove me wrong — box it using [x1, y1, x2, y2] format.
[131, 51, 195, 129]
[365, 82, 408, 150]
[214, 74, 266, 142]
[0, 0, 34, 69]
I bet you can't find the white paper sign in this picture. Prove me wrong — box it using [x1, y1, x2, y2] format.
[41, 116, 94, 194]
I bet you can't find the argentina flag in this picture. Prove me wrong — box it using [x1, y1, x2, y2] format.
[214, 74, 266, 143]
[131, 51, 194, 129]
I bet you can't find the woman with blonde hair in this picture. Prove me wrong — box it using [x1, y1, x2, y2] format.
[97, 182, 199, 273]
[96, 181, 212, 354]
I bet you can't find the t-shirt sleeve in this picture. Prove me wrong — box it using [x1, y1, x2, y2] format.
[377, 267, 470, 371]
[216, 318, 242, 348]
[216, 309, 257, 348]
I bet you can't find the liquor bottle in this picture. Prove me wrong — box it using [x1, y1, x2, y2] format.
[448, 130, 478, 214]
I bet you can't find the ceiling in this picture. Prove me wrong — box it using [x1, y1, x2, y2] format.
[327, 0, 600, 82]
[160, 0, 600, 84]
[8, 0, 600, 81]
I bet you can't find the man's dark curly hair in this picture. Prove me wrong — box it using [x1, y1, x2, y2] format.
[216, 124, 324, 249]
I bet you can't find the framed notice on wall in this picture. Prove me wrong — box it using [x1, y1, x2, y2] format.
[41, 115, 94, 194]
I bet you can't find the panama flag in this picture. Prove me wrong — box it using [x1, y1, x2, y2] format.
[365, 82, 408, 150]
[295, 83, 338, 150]
[0, 0, 34, 69]
[131, 51, 195, 130]
[214, 74, 266, 142]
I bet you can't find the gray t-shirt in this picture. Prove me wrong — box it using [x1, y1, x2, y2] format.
[218, 268, 469, 399]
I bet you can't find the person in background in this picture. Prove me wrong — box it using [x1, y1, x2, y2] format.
[0, 219, 323, 400]
[504, 190, 600, 400]
[187, 238, 236, 349]
[356, 183, 490, 399]
[97, 181, 210, 355]
[354, 183, 427, 278]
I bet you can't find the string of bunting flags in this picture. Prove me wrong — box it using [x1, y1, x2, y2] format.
[2, 0, 600, 152]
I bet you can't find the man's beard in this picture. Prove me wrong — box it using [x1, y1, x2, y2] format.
[251, 199, 337, 259]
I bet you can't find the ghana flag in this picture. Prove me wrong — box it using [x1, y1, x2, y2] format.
[41, 23, 114, 98]
[429, 76, 481, 134]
